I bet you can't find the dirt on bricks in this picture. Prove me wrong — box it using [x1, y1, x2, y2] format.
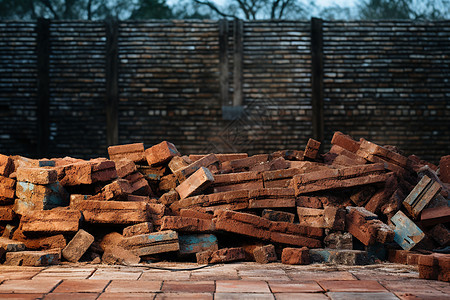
[0, 131, 449, 283]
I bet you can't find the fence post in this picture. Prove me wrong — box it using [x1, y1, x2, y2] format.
[105, 19, 119, 147]
[311, 17, 324, 143]
[233, 18, 243, 107]
[36, 18, 50, 158]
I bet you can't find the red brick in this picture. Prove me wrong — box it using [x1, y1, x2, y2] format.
[428, 223, 450, 246]
[119, 230, 179, 256]
[325, 145, 367, 166]
[262, 168, 301, 188]
[108, 143, 145, 163]
[160, 216, 215, 232]
[168, 156, 191, 173]
[159, 174, 178, 192]
[144, 203, 167, 226]
[176, 167, 214, 199]
[75, 200, 150, 225]
[101, 179, 133, 201]
[420, 205, 450, 227]
[439, 155, 450, 183]
[387, 249, 408, 264]
[180, 208, 214, 220]
[125, 172, 152, 196]
[418, 254, 439, 280]
[189, 153, 248, 163]
[304, 138, 321, 160]
[261, 209, 295, 223]
[90, 159, 117, 182]
[145, 141, 180, 166]
[228, 154, 269, 172]
[159, 189, 179, 206]
[281, 247, 309, 265]
[207, 247, 246, 264]
[365, 172, 397, 214]
[296, 196, 325, 209]
[20, 209, 82, 235]
[0, 154, 14, 177]
[170, 194, 209, 212]
[174, 154, 219, 182]
[56, 161, 92, 186]
[331, 131, 360, 153]
[123, 222, 153, 237]
[62, 229, 94, 262]
[253, 244, 277, 264]
[39, 234, 67, 250]
[213, 171, 263, 193]
[249, 157, 290, 172]
[5, 250, 60, 266]
[0, 176, 15, 204]
[115, 158, 137, 178]
[357, 139, 408, 169]
[0, 205, 15, 221]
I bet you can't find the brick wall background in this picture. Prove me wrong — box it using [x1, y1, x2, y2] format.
[0, 19, 449, 163]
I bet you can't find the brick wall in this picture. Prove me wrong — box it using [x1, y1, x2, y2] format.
[0, 19, 448, 163]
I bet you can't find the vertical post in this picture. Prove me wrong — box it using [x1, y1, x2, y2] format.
[219, 19, 230, 107]
[105, 18, 119, 146]
[36, 18, 50, 158]
[311, 17, 324, 142]
[233, 18, 243, 107]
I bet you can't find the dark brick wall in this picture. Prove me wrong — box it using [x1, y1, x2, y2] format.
[0, 20, 448, 163]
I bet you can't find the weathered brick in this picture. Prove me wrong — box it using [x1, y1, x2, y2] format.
[0, 237, 26, 254]
[102, 245, 141, 265]
[403, 175, 441, 219]
[0, 205, 15, 222]
[62, 229, 95, 262]
[20, 209, 82, 235]
[125, 172, 152, 196]
[281, 247, 309, 265]
[364, 172, 397, 214]
[168, 156, 191, 173]
[228, 154, 269, 172]
[189, 153, 248, 163]
[248, 187, 295, 209]
[324, 145, 367, 166]
[101, 179, 133, 201]
[331, 131, 360, 153]
[119, 230, 179, 256]
[90, 158, 117, 182]
[179, 208, 214, 220]
[14, 181, 69, 215]
[428, 224, 450, 246]
[4, 250, 60, 266]
[304, 138, 321, 160]
[145, 141, 180, 166]
[253, 244, 277, 264]
[0, 154, 14, 177]
[208, 247, 246, 264]
[324, 232, 353, 249]
[213, 171, 263, 193]
[175, 167, 214, 199]
[174, 154, 219, 182]
[420, 206, 450, 227]
[178, 234, 218, 255]
[261, 209, 295, 223]
[159, 189, 180, 206]
[159, 174, 179, 192]
[56, 161, 92, 186]
[108, 143, 146, 163]
[123, 222, 153, 238]
[160, 216, 215, 232]
[310, 249, 369, 265]
[0, 176, 15, 204]
[74, 200, 150, 225]
[115, 158, 137, 178]
[439, 155, 450, 183]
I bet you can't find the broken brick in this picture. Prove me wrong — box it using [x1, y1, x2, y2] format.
[159, 189, 180, 206]
[213, 171, 263, 193]
[62, 229, 94, 262]
[281, 247, 309, 265]
[207, 247, 246, 264]
[119, 230, 179, 256]
[20, 209, 82, 235]
[0, 205, 15, 222]
[123, 222, 153, 238]
[168, 156, 191, 173]
[439, 155, 450, 183]
[331, 131, 360, 153]
[125, 172, 152, 196]
[253, 244, 277, 264]
[420, 206, 450, 227]
[428, 224, 450, 247]
[108, 143, 146, 163]
[56, 161, 92, 186]
[90, 158, 117, 182]
[261, 209, 295, 223]
[0, 176, 15, 204]
[115, 158, 137, 178]
[0, 154, 13, 177]
[175, 167, 214, 199]
[101, 179, 133, 201]
[304, 138, 320, 160]
[15, 167, 57, 185]
[4, 250, 60, 266]
[160, 216, 215, 232]
[174, 153, 219, 182]
[145, 141, 180, 166]
[179, 208, 214, 220]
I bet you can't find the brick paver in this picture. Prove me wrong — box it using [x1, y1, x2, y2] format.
[0, 263, 444, 299]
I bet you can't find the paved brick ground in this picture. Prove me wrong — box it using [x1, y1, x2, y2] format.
[0, 262, 448, 299]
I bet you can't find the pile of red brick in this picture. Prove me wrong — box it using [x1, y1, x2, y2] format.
[0, 132, 448, 281]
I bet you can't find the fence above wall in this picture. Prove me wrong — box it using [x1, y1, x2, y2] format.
[0, 19, 449, 163]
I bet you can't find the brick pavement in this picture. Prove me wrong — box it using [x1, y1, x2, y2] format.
[0, 262, 448, 299]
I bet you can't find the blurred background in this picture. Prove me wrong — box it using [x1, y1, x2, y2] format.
[0, 0, 449, 163]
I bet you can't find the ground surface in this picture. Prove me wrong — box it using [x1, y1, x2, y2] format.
[0, 262, 448, 299]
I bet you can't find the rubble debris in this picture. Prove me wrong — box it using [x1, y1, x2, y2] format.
[0, 133, 448, 283]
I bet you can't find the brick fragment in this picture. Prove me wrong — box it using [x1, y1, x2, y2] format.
[0, 237, 26, 255]
[281, 247, 309, 265]
[365, 172, 397, 214]
[310, 249, 369, 265]
[0, 205, 15, 221]
[119, 230, 179, 256]
[228, 154, 269, 172]
[62, 229, 94, 262]
[1, 224, 16, 239]
[0, 175, 15, 204]
[168, 156, 191, 173]
[56, 161, 92, 186]
[250, 157, 290, 172]
[324, 145, 367, 166]
[350, 186, 376, 206]
[0, 154, 14, 177]
[178, 234, 218, 255]
[123, 222, 153, 238]
[180, 208, 214, 220]
[125, 172, 152, 196]
[14, 181, 69, 215]
[207, 247, 246, 264]
[357, 139, 409, 172]
[5, 250, 60, 266]
[261, 209, 295, 223]
[213, 171, 263, 193]
[418, 253, 450, 282]
[420, 206, 450, 227]
[304, 138, 320, 160]
[324, 232, 353, 249]
[90, 158, 117, 182]
[403, 175, 441, 219]
[439, 155, 450, 183]
[145, 141, 180, 166]
[102, 245, 141, 265]
[16, 167, 58, 185]
[160, 216, 215, 232]
[296, 196, 326, 209]
[39, 234, 67, 250]
[174, 153, 219, 182]
[297, 206, 345, 230]
[189, 153, 248, 163]
[331, 131, 360, 153]
[175, 167, 214, 199]
[20, 209, 82, 235]
[74, 200, 150, 225]
[108, 143, 145, 163]
[293, 163, 387, 195]
[159, 189, 180, 206]
[253, 244, 277, 264]
[115, 158, 137, 178]
[101, 179, 133, 201]
[159, 174, 178, 192]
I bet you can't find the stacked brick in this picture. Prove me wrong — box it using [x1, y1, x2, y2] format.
[0, 132, 448, 283]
